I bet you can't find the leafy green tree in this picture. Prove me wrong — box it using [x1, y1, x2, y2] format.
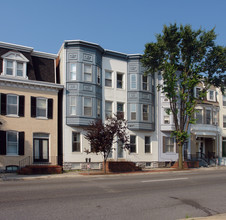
[84, 116, 130, 174]
[142, 23, 226, 169]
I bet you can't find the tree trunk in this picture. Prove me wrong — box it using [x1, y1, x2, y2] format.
[178, 143, 183, 169]
[103, 160, 107, 174]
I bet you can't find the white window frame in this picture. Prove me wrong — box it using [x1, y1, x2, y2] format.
[2, 51, 29, 79]
[205, 108, 212, 124]
[130, 74, 137, 90]
[116, 72, 124, 89]
[72, 132, 80, 152]
[130, 135, 136, 153]
[223, 95, 226, 107]
[7, 94, 19, 116]
[84, 64, 92, 82]
[6, 131, 18, 155]
[84, 97, 92, 116]
[142, 75, 149, 91]
[97, 66, 101, 85]
[145, 136, 151, 153]
[130, 104, 136, 120]
[195, 108, 203, 124]
[70, 63, 77, 81]
[213, 109, 218, 125]
[164, 136, 175, 153]
[105, 101, 112, 118]
[163, 108, 170, 124]
[105, 70, 112, 87]
[142, 104, 149, 121]
[207, 90, 215, 101]
[117, 102, 124, 119]
[69, 96, 76, 115]
[223, 115, 226, 128]
[36, 98, 48, 118]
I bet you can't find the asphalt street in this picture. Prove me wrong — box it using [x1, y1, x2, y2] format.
[1, 169, 226, 220]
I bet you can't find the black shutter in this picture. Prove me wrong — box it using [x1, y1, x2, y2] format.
[19, 132, 25, 155]
[48, 99, 53, 119]
[1, 94, 7, 115]
[0, 131, 6, 155]
[19, 96, 25, 117]
[31, 97, 36, 117]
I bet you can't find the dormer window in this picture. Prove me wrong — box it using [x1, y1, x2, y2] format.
[1, 51, 29, 78]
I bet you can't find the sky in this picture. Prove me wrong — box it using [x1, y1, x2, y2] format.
[1, 0, 225, 55]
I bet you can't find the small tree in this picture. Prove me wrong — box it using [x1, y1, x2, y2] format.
[142, 23, 226, 169]
[84, 116, 130, 174]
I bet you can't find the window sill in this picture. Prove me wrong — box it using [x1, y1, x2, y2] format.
[6, 115, 19, 118]
[36, 117, 48, 120]
[6, 154, 19, 157]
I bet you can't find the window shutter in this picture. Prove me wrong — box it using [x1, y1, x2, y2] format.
[48, 99, 53, 119]
[19, 132, 25, 155]
[0, 131, 6, 155]
[1, 94, 7, 115]
[163, 136, 166, 153]
[31, 96, 36, 117]
[19, 96, 25, 117]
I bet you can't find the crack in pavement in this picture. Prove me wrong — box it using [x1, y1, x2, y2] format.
[170, 196, 220, 216]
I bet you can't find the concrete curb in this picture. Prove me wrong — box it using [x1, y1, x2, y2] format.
[179, 213, 226, 220]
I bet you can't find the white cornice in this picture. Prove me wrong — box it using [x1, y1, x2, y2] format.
[32, 51, 57, 59]
[0, 76, 63, 91]
[0, 41, 33, 52]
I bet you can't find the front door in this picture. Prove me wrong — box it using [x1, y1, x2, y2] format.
[34, 139, 49, 162]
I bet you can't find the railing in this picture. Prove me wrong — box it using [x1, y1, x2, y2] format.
[19, 156, 31, 169]
[19, 156, 63, 168]
[184, 152, 217, 166]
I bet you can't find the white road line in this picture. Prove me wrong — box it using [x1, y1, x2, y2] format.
[141, 177, 188, 183]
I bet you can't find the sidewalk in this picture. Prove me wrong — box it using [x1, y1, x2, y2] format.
[1, 165, 226, 182]
[180, 213, 226, 220]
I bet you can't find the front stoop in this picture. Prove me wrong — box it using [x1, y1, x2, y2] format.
[18, 165, 63, 175]
[105, 161, 142, 173]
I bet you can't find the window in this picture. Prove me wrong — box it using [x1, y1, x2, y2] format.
[213, 110, 218, 125]
[130, 104, 136, 120]
[84, 64, 92, 82]
[223, 115, 226, 128]
[117, 73, 123, 89]
[143, 104, 149, 121]
[7, 95, 18, 115]
[142, 75, 148, 91]
[206, 109, 211, 124]
[105, 71, 112, 87]
[223, 95, 226, 106]
[84, 97, 92, 116]
[37, 98, 47, 118]
[195, 87, 201, 98]
[130, 135, 136, 153]
[2, 51, 29, 78]
[145, 136, 151, 153]
[163, 108, 170, 124]
[208, 90, 215, 101]
[105, 101, 112, 118]
[196, 109, 203, 124]
[31, 97, 53, 119]
[163, 136, 174, 153]
[69, 96, 76, 115]
[97, 66, 101, 85]
[70, 63, 77, 80]
[0, 94, 24, 117]
[0, 131, 24, 156]
[97, 99, 101, 118]
[33, 133, 49, 162]
[130, 74, 137, 89]
[72, 132, 80, 152]
[117, 102, 124, 119]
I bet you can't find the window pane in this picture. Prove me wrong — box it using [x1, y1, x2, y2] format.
[7, 95, 18, 115]
[17, 62, 23, 76]
[105, 71, 112, 87]
[70, 64, 76, 80]
[105, 101, 112, 118]
[130, 74, 137, 89]
[142, 75, 148, 91]
[131, 104, 136, 120]
[145, 136, 150, 153]
[7, 132, 18, 155]
[130, 135, 136, 153]
[72, 132, 80, 152]
[6, 61, 13, 75]
[37, 98, 47, 117]
[143, 105, 149, 121]
[206, 110, 211, 124]
[117, 73, 123, 89]
[84, 98, 92, 116]
[196, 109, 203, 124]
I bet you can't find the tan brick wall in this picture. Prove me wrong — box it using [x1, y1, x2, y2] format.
[0, 85, 59, 169]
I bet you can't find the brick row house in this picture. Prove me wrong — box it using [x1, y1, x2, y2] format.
[0, 40, 225, 172]
[0, 42, 63, 172]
